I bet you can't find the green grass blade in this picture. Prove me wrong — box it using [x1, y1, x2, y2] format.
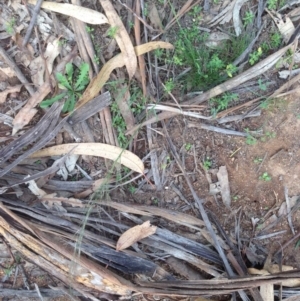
[40, 93, 66, 108]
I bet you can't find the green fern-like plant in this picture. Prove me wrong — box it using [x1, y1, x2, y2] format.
[40, 62, 89, 113]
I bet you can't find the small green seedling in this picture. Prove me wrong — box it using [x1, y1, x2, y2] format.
[185, 143, 192, 151]
[5, 17, 16, 35]
[253, 157, 263, 164]
[127, 185, 136, 194]
[270, 32, 282, 48]
[203, 157, 212, 170]
[244, 128, 257, 145]
[267, 0, 277, 10]
[258, 78, 268, 91]
[249, 47, 263, 65]
[210, 92, 238, 115]
[164, 79, 175, 93]
[243, 11, 255, 27]
[259, 172, 271, 181]
[40, 62, 89, 113]
[246, 135, 257, 145]
[226, 64, 238, 78]
[295, 239, 300, 250]
[261, 131, 276, 142]
[107, 26, 118, 38]
[152, 198, 159, 205]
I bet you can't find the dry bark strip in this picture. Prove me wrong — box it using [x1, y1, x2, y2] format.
[0, 102, 66, 178]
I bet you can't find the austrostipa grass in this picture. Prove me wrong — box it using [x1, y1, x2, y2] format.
[157, 1, 251, 93]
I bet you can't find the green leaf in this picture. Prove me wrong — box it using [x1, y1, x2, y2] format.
[56, 73, 72, 90]
[40, 93, 66, 108]
[65, 63, 74, 83]
[75, 63, 89, 90]
[62, 92, 75, 113]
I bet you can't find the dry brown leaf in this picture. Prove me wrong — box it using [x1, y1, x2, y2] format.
[260, 284, 273, 301]
[26, 180, 47, 198]
[99, 0, 137, 79]
[28, 0, 108, 25]
[112, 78, 134, 130]
[0, 67, 16, 78]
[12, 81, 53, 135]
[116, 220, 157, 251]
[77, 41, 173, 110]
[42, 194, 83, 208]
[217, 166, 231, 208]
[266, 9, 295, 43]
[205, 32, 230, 48]
[29, 143, 144, 173]
[0, 85, 22, 103]
[30, 38, 61, 86]
[74, 178, 115, 199]
[148, 3, 163, 30]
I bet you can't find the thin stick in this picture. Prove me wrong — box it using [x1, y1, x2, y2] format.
[117, 0, 156, 32]
[22, 0, 44, 47]
[256, 152, 268, 174]
[284, 186, 295, 235]
[0, 45, 35, 96]
[34, 283, 44, 301]
[134, 0, 147, 96]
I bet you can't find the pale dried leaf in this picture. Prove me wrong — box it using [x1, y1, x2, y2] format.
[41, 193, 66, 211]
[205, 31, 230, 48]
[217, 166, 231, 208]
[113, 81, 134, 130]
[266, 9, 294, 43]
[30, 143, 144, 173]
[29, 39, 61, 87]
[26, 180, 47, 198]
[77, 41, 173, 110]
[209, 0, 236, 27]
[233, 0, 247, 36]
[116, 220, 157, 251]
[28, 0, 108, 24]
[0, 67, 16, 78]
[42, 194, 83, 208]
[278, 69, 300, 79]
[99, 0, 136, 78]
[260, 284, 273, 301]
[65, 154, 79, 172]
[12, 81, 52, 135]
[148, 3, 163, 30]
[0, 85, 22, 103]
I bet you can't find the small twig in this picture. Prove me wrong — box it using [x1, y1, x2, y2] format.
[34, 283, 44, 301]
[256, 152, 268, 174]
[22, 0, 44, 47]
[188, 122, 248, 137]
[118, 0, 156, 32]
[76, 164, 92, 180]
[284, 186, 295, 235]
[19, 263, 30, 290]
[0, 45, 35, 96]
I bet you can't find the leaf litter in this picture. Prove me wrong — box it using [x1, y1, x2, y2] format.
[1, 0, 300, 300]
